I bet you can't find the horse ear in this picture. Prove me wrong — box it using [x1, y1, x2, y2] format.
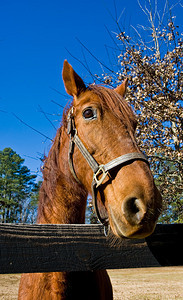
[62, 60, 86, 97]
[114, 78, 128, 98]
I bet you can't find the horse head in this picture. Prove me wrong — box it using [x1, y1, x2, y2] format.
[62, 60, 162, 239]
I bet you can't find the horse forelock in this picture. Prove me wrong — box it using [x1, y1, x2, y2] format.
[87, 85, 137, 131]
[60, 84, 136, 132]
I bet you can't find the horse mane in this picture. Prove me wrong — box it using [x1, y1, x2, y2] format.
[37, 104, 87, 223]
[40, 102, 72, 186]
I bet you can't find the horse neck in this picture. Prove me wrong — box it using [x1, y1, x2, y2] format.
[37, 127, 88, 224]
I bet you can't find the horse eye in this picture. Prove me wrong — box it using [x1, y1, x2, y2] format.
[82, 108, 97, 120]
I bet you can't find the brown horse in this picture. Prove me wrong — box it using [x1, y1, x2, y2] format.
[18, 60, 162, 300]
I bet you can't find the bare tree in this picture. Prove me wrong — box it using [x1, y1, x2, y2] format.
[95, 0, 183, 223]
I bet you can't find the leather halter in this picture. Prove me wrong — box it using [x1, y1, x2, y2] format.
[67, 107, 149, 234]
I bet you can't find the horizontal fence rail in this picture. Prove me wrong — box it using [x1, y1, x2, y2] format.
[0, 224, 183, 274]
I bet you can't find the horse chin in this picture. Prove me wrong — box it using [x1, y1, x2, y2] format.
[112, 222, 156, 239]
[109, 207, 156, 239]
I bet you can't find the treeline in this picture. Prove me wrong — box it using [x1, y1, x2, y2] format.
[0, 148, 41, 223]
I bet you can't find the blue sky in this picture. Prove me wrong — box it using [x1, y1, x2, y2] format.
[0, 0, 182, 180]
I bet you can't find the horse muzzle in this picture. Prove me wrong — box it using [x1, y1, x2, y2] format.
[109, 193, 162, 239]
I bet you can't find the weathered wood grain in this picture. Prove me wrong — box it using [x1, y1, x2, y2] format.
[0, 224, 182, 274]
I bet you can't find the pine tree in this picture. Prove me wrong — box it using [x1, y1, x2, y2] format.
[0, 148, 38, 223]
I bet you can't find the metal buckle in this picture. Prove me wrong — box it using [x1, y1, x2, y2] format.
[93, 165, 108, 188]
[67, 107, 77, 136]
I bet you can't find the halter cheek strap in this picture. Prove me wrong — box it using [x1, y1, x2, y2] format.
[67, 107, 149, 233]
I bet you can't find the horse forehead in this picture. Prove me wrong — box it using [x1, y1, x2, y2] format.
[75, 87, 136, 130]
[75, 88, 119, 117]
[75, 89, 101, 106]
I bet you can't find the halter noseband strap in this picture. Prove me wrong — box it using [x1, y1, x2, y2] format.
[67, 107, 149, 232]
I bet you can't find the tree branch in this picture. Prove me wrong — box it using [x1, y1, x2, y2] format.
[12, 113, 53, 142]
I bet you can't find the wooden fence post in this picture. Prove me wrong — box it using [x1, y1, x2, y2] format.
[0, 224, 183, 274]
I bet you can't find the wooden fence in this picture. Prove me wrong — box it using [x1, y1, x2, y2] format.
[0, 223, 183, 274]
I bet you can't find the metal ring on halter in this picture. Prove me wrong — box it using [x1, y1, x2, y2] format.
[104, 224, 110, 237]
[93, 165, 109, 188]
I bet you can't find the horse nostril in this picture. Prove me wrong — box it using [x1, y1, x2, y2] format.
[122, 197, 146, 225]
